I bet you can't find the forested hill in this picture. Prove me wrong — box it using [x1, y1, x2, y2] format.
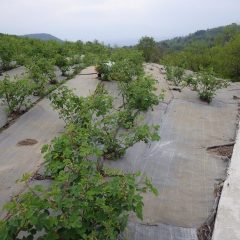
[160, 23, 240, 80]
[160, 23, 240, 52]
[22, 33, 63, 42]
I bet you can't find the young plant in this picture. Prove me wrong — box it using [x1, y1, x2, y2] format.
[0, 75, 35, 114]
[49, 85, 160, 161]
[55, 54, 71, 76]
[165, 65, 185, 86]
[49, 84, 113, 126]
[121, 75, 162, 111]
[0, 39, 16, 71]
[94, 112, 160, 160]
[165, 65, 174, 81]
[96, 61, 113, 81]
[96, 49, 144, 82]
[42, 124, 102, 176]
[172, 66, 185, 86]
[183, 74, 198, 90]
[26, 57, 56, 95]
[109, 59, 143, 82]
[196, 67, 229, 103]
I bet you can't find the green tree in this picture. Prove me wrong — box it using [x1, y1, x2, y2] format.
[137, 36, 160, 62]
[217, 34, 240, 80]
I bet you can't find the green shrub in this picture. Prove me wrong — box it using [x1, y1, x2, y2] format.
[0, 36, 163, 238]
[165, 65, 185, 86]
[0, 38, 16, 71]
[182, 74, 198, 90]
[196, 68, 229, 103]
[96, 49, 144, 82]
[55, 54, 71, 76]
[120, 75, 163, 112]
[109, 59, 143, 82]
[26, 57, 56, 95]
[0, 82, 160, 239]
[0, 160, 157, 240]
[165, 65, 174, 81]
[0, 76, 35, 114]
[96, 113, 160, 160]
[49, 85, 160, 161]
[95, 61, 113, 81]
[111, 49, 144, 67]
[49, 84, 113, 125]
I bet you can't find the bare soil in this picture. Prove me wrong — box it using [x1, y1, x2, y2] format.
[207, 144, 234, 158]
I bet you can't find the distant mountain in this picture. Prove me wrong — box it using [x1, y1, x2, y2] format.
[22, 33, 62, 42]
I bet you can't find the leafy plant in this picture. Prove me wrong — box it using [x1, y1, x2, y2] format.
[120, 75, 162, 111]
[49, 85, 160, 162]
[26, 57, 56, 95]
[49, 84, 113, 126]
[182, 74, 198, 90]
[95, 113, 160, 160]
[109, 59, 143, 82]
[196, 67, 229, 103]
[55, 54, 71, 76]
[0, 160, 157, 240]
[0, 75, 35, 114]
[165, 65, 185, 86]
[96, 49, 144, 82]
[165, 65, 174, 81]
[95, 61, 113, 81]
[111, 48, 144, 68]
[0, 38, 16, 71]
[0, 34, 164, 239]
[0, 82, 160, 239]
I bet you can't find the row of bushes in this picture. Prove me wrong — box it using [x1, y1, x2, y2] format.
[0, 50, 163, 239]
[0, 36, 112, 118]
[0, 64, 83, 117]
[165, 65, 229, 103]
[0, 35, 110, 73]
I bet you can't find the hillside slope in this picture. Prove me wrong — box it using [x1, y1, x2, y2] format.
[160, 23, 240, 52]
[22, 33, 62, 42]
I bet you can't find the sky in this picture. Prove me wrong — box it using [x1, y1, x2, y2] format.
[0, 0, 239, 45]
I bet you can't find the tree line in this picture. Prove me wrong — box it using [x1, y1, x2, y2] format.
[135, 23, 240, 81]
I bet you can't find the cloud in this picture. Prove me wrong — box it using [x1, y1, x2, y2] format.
[0, 0, 239, 44]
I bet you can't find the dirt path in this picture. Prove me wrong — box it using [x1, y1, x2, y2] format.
[0, 67, 99, 216]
